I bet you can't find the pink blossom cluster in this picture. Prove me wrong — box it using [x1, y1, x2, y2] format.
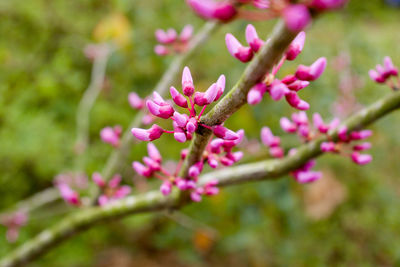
[187, 0, 347, 32]
[226, 28, 326, 109]
[131, 67, 239, 144]
[261, 111, 373, 183]
[100, 125, 122, 147]
[369, 56, 400, 90]
[92, 173, 131, 206]
[132, 143, 230, 202]
[154, 25, 194, 56]
[54, 172, 88, 206]
[0, 211, 28, 243]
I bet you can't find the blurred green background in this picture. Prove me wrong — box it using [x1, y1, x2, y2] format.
[1, 0, 400, 266]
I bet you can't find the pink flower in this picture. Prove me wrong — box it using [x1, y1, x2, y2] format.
[131, 124, 164, 141]
[311, 0, 347, 10]
[353, 142, 372, 151]
[247, 83, 268, 105]
[213, 125, 239, 140]
[100, 126, 122, 147]
[261, 127, 281, 147]
[225, 33, 254, 63]
[180, 24, 194, 42]
[280, 117, 297, 133]
[147, 142, 162, 163]
[186, 0, 237, 22]
[245, 24, 264, 53]
[269, 80, 290, 101]
[154, 45, 169, 56]
[351, 152, 372, 165]
[182, 66, 195, 96]
[295, 57, 327, 81]
[95, 174, 131, 206]
[294, 170, 322, 183]
[155, 28, 177, 44]
[170, 86, 188, 108]
[160, 181, 172, 196]
[282, 4, 311, 32]
[188, 161, 204, 178]
[369, 57, 399, 85]
[58, 184, 80, 206]
[349, 130, 372, 140]
[146, 93, 175, 119]
[128, 92, 144, 109]
[0, 211, 28, 243]
[320, 141, 336, 152]
[285, 91, 310, 110]
[286, 31, 306, 61]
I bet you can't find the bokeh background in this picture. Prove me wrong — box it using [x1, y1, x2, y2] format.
[1, 0, 400, 266]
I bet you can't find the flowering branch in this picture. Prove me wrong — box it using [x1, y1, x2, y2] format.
[100, 21, 219, 182]
[3, 88, 400, 267]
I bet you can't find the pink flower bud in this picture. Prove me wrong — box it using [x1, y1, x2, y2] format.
[213, 125, 239, 140]
[170, 86, 188, 108]
[281, 75, 297, 85]
[131, 124, 164, 141]
[338, 125, 348, 141]
[369, 69, 385, 83]
[174, 131, 187, 143]
[92, 172, 105, 187]
[100, 127, 120, 147]
[147, 143, 162, 163]
[280, 117, 297, 133]
[285, 91, 310, 110]
[225, 33, 254, 63]
[298, 125, 310, 138]
[207, 155, 219, 168]
[182, 66, 195, 96]
[114, 185, 131, 198]
[132, 161, 152, 177]
[295, 57, 327, 81]
[189, 161, 203, 178]
[146, 100, 174, 119]
[349, 130, 372, 140]
[155, 29, 174, 44]
[187, 0, 237, 21]
[166, 28, 177, 42]
[282, 4, 311, 32]
[247, 83, 267, 105]
[190, 191, 202, 202]
[109, 174, 122, 188]
[181, 149, 189, 159]
[128, 92, 144, 109]
[143, 156, 161, 171]
[173, 111, 189, 128]
[353, 142, 371, 151]
[383, 56, 398, 76]
[186, 117, 198, 134]
[287, 80, 310, 91]
[210, 138, 224, 153]
[270, 146, 284, 158]
[294, 171, 322, 183]
[320, 141, 336, 152]
[58, 184, 80, 206]
[154, 45, 169, 56]
[98, 195, 109, 206]
[292, 111, 308, 125]
[160, 181, 172, 196]
[313, 113, 329, 133]
[220, 156, 234, 166]
[252, 0, 270, 9]
[180, 24, 194, 42]
[286, 31, 306, 61]
[270, 80, 290, 101]
[213, 2, 237, 21]
[245, 24, 264, 53]
[351, 152, 372, 165]
[261, 127, 280, 147]
[311, 0, 347, 10]
[215, 75, 226, 101]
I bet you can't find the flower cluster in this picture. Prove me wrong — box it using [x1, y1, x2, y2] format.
[0, 211, 28, 243]
[187, 0, 347, 31]
[92, 173, 131, 206]
[132, 142, 236, 202]
[154, 25, 194, 56]
[100, 125, 122, 147]
[131, 67, 239, 143]
[226, 27, 326, 110]
[369, 56, 399, 90]
[261, 111, 373, 183]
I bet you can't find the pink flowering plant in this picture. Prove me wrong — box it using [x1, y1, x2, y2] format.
[3, 1, 400, 266]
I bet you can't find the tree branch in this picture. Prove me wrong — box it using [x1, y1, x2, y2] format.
[3, 89, 400, 267]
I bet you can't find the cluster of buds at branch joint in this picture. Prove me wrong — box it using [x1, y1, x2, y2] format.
[92, 173, 131, 206]
[131, 67, 238, 143]
[128, 92, 156, 125]
[154, 25, 194, 56]
[0, 211, 28, 243]
[54, 172, 88, 206]
[100, 125, 122, 147]
[369, 56, 400, 90]
[187, 0, 346, 31]
[132, 143, 225, 202]
[233, 29, 326, 110]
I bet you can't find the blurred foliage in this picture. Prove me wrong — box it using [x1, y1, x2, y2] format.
[1, 0, 400, 266]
